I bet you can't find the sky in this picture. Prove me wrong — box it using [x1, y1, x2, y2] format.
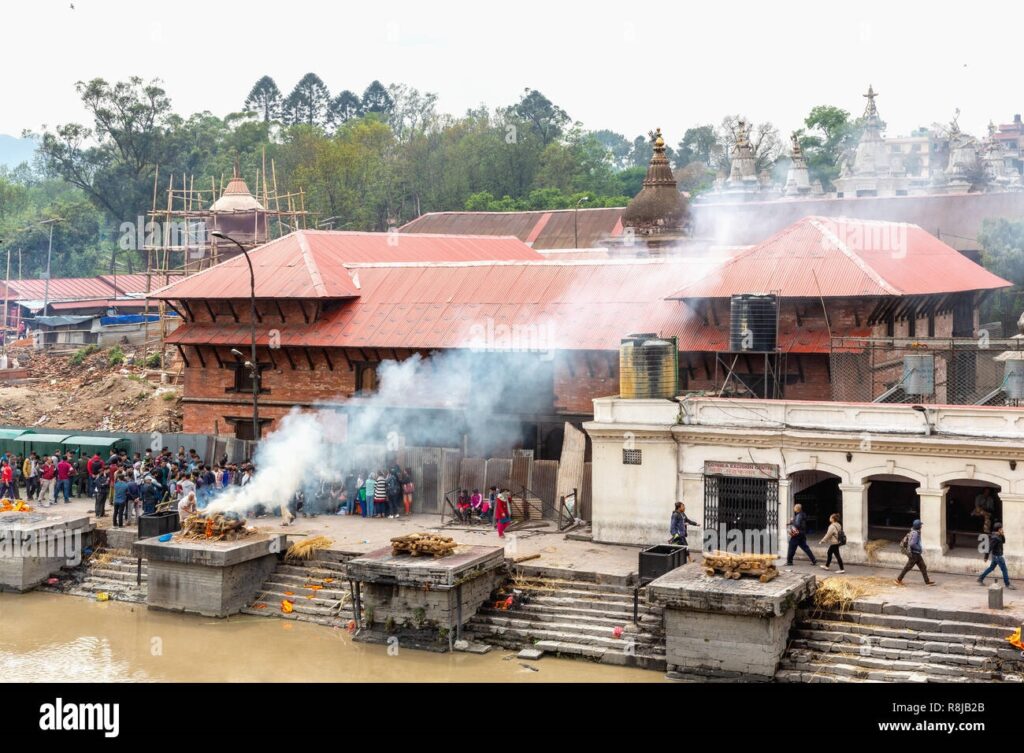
[2, 0, 1019, 143]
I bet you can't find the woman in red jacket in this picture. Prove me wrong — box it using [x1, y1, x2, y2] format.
[495, 490, 512, 539]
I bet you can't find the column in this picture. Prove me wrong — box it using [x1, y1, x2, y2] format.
[999, 494, 1024, 577]
[776, 479, 792, 557]
[918, 488, 948, 556]
[839, 483, 868, 548]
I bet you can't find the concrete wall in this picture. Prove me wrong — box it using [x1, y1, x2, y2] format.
[585, 396, 1024, 577]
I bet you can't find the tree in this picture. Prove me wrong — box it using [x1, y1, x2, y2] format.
[590, 129, 632, 170]
[36, 76, 173, 226]
[716, 116, 783, 175]
[331, 90, 363, 126]
[282, 73, 332, 128]
[512, 89, 569, 147]
[244, 76, 283, 123]
[361, 80, 395, 116]
[979, 218, 1024, 333]
[675, 125, 717, 168]
[386, 83, 438, 142]
[799, 105, 859, 190]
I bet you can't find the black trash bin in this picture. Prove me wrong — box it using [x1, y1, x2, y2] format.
[639, 543, 687, 585]
[138, 511, 180, 539]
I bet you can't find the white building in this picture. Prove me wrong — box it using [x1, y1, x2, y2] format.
[585, 395, 1024, 577]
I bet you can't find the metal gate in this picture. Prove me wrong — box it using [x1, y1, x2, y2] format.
[703, 475, 779, 553]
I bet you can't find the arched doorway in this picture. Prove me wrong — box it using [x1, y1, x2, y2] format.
[942, 480, 1002, 550]
[789, 471, 841, 537]
[866, 474, 920, 541]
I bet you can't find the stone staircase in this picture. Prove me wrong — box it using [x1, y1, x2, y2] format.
[777, 603, 1024, 683]
[465, 576, 667, 670]
[241, 552, 355, 628]
[39, 547, 147, 604]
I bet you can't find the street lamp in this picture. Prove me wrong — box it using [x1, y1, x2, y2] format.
[573, 196, 589, 249]
[39, 218, 62, 311]
[211, 231, 261, 443]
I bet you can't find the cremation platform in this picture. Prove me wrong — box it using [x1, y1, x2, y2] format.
[648, 563, 816, 680]
[346, 544, 505, 649]
[133, 533, 286, 618]
[0, 509, 92, 592]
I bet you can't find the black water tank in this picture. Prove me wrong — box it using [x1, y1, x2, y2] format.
[729, 294, 778, 352]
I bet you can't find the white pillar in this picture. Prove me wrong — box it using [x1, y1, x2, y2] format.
[918, 488, 947, 557]
[777, 479, 792, 558]
[1000, 493, 1024, 576]
[839, 483, 868, 547]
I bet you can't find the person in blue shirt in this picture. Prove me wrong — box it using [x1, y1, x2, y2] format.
[112, 473, 130, 528]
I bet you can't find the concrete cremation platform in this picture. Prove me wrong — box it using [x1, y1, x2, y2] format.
[0, 509, 92, 592]
[648, 564, 816, 681]
[133, 533, 286, 618]
[346, 544, 504, 649]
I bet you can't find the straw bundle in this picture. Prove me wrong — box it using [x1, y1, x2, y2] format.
[285, 535, 334, 561]
[864, 539, 890, 563]
[813, 576, 892, 614]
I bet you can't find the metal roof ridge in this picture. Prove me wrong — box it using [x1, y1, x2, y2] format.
[295, 230, 330, 297]
[338, 258, 693, 269]
[806, 216, 901, 296]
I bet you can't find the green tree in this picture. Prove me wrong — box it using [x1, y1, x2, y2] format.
[244, 76, 282, 123]
[979, 218, 1024, 333]
[361, 80, 395, 116]
[512, 88, 569, 147]
[331, 90, 362, 126]
[283, 73, 332, 127]
[675, 125, 717, 168]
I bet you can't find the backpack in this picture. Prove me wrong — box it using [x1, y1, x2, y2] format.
[386, 475, 400, 497]
[837, 529, 847, 546]
[899, 531, 911, 556]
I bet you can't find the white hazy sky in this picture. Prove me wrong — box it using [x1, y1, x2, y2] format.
[3, 0, 1019, 140]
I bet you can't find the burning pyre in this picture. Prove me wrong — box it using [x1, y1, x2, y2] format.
[176, 510, 255, 542]
[0, 499, 33, 513]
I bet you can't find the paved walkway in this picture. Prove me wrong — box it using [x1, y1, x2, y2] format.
[51, 494, 1024, 620]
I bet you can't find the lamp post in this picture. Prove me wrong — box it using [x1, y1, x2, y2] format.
[573, 196, 589, 249]
[40, 218, 61, 311]
[211, 231, 260, 443]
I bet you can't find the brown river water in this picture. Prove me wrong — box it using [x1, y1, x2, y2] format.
[0, 592, 667, 683]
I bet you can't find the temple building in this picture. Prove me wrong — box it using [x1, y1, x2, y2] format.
[833, 85, 918, 198]
[783, 132, 823, 198]
[618, 128, 689, 246]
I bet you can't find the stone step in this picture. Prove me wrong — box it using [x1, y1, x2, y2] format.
[522, 588, 645, 606]
[241, 605, 349, 628]
[470, 612, 663, 644]
[774, 667, 904, 683]
[484, 603, 663, 629]
[259, 582, 349, 601]
[252, 590, 348, 610]
[777, 656, 977, 683]
[90, 568, 147, 583]
[512, 577, 641, 596]
[780, 648, 1000, 681]
[823, 601, 1023, 628]
[532, 640, 666, 671]
[467, 619, 665, 654]
[788, 638, 998, 675]
[793, 622, 1021, 661]
[275, 562, 348, 578]
[526, 594, 661, 616]
[806, 609, 1012, 640]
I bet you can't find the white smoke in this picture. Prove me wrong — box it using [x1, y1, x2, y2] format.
[204, 348, 556, 517]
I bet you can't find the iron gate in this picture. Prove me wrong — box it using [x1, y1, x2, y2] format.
[703, 475, 779, 553]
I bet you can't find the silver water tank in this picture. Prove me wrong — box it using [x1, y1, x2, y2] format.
[1005, 360, 1024, 399]
[903, 354, 935, 396]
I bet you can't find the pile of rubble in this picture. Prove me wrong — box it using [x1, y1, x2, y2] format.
[0, 346, 182, 432]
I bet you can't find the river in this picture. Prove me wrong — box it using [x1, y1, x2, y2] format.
[0, 592, 668, 683]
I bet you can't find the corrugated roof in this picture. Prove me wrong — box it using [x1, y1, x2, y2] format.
[166, 258, 729, 352]
[669, 216, 1012, 299]
[48, 298, 149, 311]
[150, 230, 543, 301]
[399, 208, 625, 250]
[0, 273, 178, 304]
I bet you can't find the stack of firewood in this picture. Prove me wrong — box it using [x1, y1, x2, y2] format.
[702, 551, 779, 582]
[390, 533, 457, 558]
[177, 512, 250, 542]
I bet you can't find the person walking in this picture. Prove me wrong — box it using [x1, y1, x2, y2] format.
[0, 460, 13, 499]
[39, 458, 56, 507]
[977, 522, 1015, 589]
[785, 503, 819, 567]
[896, 519, 937, 586]
[495, 489, 512, 539]
[374, 471, 389, 518]
[819, 512, 846, 573]
[669, 502, 698, 562]
[22, 453, 39, 501]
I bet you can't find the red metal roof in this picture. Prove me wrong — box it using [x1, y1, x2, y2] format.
[4, 277, 119, 301]
[399, 208, 625, 249]
[669, 216, 1012, 299]
[48, 298, 149, 311]
[150, 230, 543, 300]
